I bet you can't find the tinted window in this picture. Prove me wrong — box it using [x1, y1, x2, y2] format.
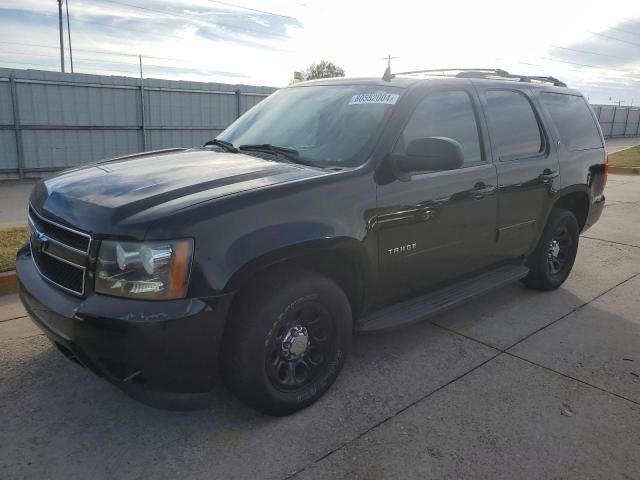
[486, 90, 544, 158]
[401, 91, 482, 165]
[218, 85, 401, 167]
[540, 93, 603, 151]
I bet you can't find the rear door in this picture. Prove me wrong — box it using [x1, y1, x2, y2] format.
[376, 84, 498, 300]
[476, 86, 560, 260]
[536, 91, 605, 193]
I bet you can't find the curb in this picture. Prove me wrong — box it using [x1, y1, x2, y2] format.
[609, 166, 640, 175]
[0, 270, 19, 296]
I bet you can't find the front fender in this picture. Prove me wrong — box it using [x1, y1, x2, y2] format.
[223, 227, 373, 293]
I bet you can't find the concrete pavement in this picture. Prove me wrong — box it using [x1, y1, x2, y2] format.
[0, 179, 37, 229]
[605, 136, 640, 154]
[1, 174, 639, 480]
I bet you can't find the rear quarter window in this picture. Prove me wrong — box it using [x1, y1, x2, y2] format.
[485, 90, 544, 159]
[540, 93, 603, 151]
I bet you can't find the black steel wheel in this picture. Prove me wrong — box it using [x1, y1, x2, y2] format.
[523, 208, 579, 291]
[222, 270, 352, 416]
[265, 301, 336, 392]
[546, 223, 573, 278]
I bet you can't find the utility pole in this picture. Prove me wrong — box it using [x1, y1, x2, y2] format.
[139, 55, 143, 80]
[65, 0, 74, 73]
[383, 54, 397, 69]
[57, 0, 65, 72]
[382, 54, 397, 81]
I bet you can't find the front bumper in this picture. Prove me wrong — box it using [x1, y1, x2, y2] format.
[16, 247, 234, 410]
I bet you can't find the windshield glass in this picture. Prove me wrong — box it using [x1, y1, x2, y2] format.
[217, 84, 403, 167]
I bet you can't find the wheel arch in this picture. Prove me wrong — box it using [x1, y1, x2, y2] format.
[224, 236, 373, 321]
[550, 186, 590, 231]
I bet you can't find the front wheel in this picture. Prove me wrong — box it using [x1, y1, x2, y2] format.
[222, 271, 352, 416]
[522, 208, 580, 291]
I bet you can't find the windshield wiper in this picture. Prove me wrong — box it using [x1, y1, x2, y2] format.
[204, 138, 238, 153]
[238, 144, 318, 167]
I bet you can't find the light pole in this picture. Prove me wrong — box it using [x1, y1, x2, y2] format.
[57, 0, 65, 72]
[65, 0, 74, 73]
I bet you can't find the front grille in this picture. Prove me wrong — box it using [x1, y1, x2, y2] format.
[32, 249, 85, 294]
[29, 206, 90, 252]
[29, 206, 91, 296]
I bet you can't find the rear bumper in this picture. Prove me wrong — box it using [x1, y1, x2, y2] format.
[583, 193, 605, 232]
[16, 247, 234, 410]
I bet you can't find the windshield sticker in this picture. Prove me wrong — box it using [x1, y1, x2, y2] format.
[349, 92, 399, 105]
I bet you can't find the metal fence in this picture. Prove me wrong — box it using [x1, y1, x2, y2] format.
[1, 68, 638, 178]
[591, 104, 640, 138]
[0, 68, 276, 178]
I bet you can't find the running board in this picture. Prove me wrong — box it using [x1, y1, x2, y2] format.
[355, 264, 529, 332]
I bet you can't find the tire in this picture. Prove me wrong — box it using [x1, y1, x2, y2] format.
[222, 270, 352, 416]
[522, 208, 580, 291]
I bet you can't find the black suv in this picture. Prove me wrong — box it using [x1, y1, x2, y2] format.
[17, 69, 607, 415]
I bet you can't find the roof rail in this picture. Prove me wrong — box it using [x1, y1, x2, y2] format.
[393, 68, 567, 87]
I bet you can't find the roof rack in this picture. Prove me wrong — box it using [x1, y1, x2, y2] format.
[391, 68, 567, 87]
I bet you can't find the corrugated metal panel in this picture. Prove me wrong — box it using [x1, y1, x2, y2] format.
[0, 130, 17, 170]
[625, 109, 640, 135]
[597, 106, 615, 123]
[0, 68, 275, 176]
[0, 80, 14, 124]
[20, 129, 140, 170]
[5, 68, 640, 177]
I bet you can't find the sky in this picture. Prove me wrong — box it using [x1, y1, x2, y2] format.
[1, 0, 640, 104]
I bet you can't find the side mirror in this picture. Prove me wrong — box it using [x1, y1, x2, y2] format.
[390, 137, 464, 181]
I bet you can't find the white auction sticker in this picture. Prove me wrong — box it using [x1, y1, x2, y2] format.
[349, 92, 399, 105]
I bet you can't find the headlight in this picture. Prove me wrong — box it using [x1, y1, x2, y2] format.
[95, 239, 193, 300]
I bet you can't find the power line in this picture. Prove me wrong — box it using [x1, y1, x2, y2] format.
[548, 45, 635, 62]
[587, 30, 640, 48]
[0, 59, 238, 79]
[0, 60, 59, 68]
[0, 49, 201, 71]
[0, 57, 136, 72]
[538, 56, 630, 72]
[607, 19, 640, 37]
[0, 40, 181, 61]
[205, 0, 296, 19]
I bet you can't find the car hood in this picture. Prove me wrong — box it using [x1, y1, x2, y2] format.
[30, 148, 328, 235]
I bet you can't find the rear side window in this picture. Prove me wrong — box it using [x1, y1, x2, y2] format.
[486, 90, 544, 159]
[540, 93, 603, 151]
[401, 90, 482, 165]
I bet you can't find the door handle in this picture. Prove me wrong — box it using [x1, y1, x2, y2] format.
[539, 169, 559, 183]
[471, 182, 496, 199]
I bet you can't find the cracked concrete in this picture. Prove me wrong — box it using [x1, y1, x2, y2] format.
[1, 173, 640, 480]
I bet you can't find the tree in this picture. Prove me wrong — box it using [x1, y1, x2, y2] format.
[303, 60, 345, 80]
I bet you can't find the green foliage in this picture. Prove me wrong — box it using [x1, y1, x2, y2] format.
[303, 60, 346, 80]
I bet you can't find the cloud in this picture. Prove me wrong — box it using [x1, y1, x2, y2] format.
[0, 0, 303, 83]
[547, 19, 640, 69]
[1, 0, 640, 102]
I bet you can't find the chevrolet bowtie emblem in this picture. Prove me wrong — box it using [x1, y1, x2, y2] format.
[32, 231, 50, 253]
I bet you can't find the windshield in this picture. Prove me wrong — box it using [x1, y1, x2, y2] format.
[217, 84, 402, 167]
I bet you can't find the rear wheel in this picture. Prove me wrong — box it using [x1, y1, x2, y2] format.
[222, 270, 352, 416]
[522, 208, 579, 291]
